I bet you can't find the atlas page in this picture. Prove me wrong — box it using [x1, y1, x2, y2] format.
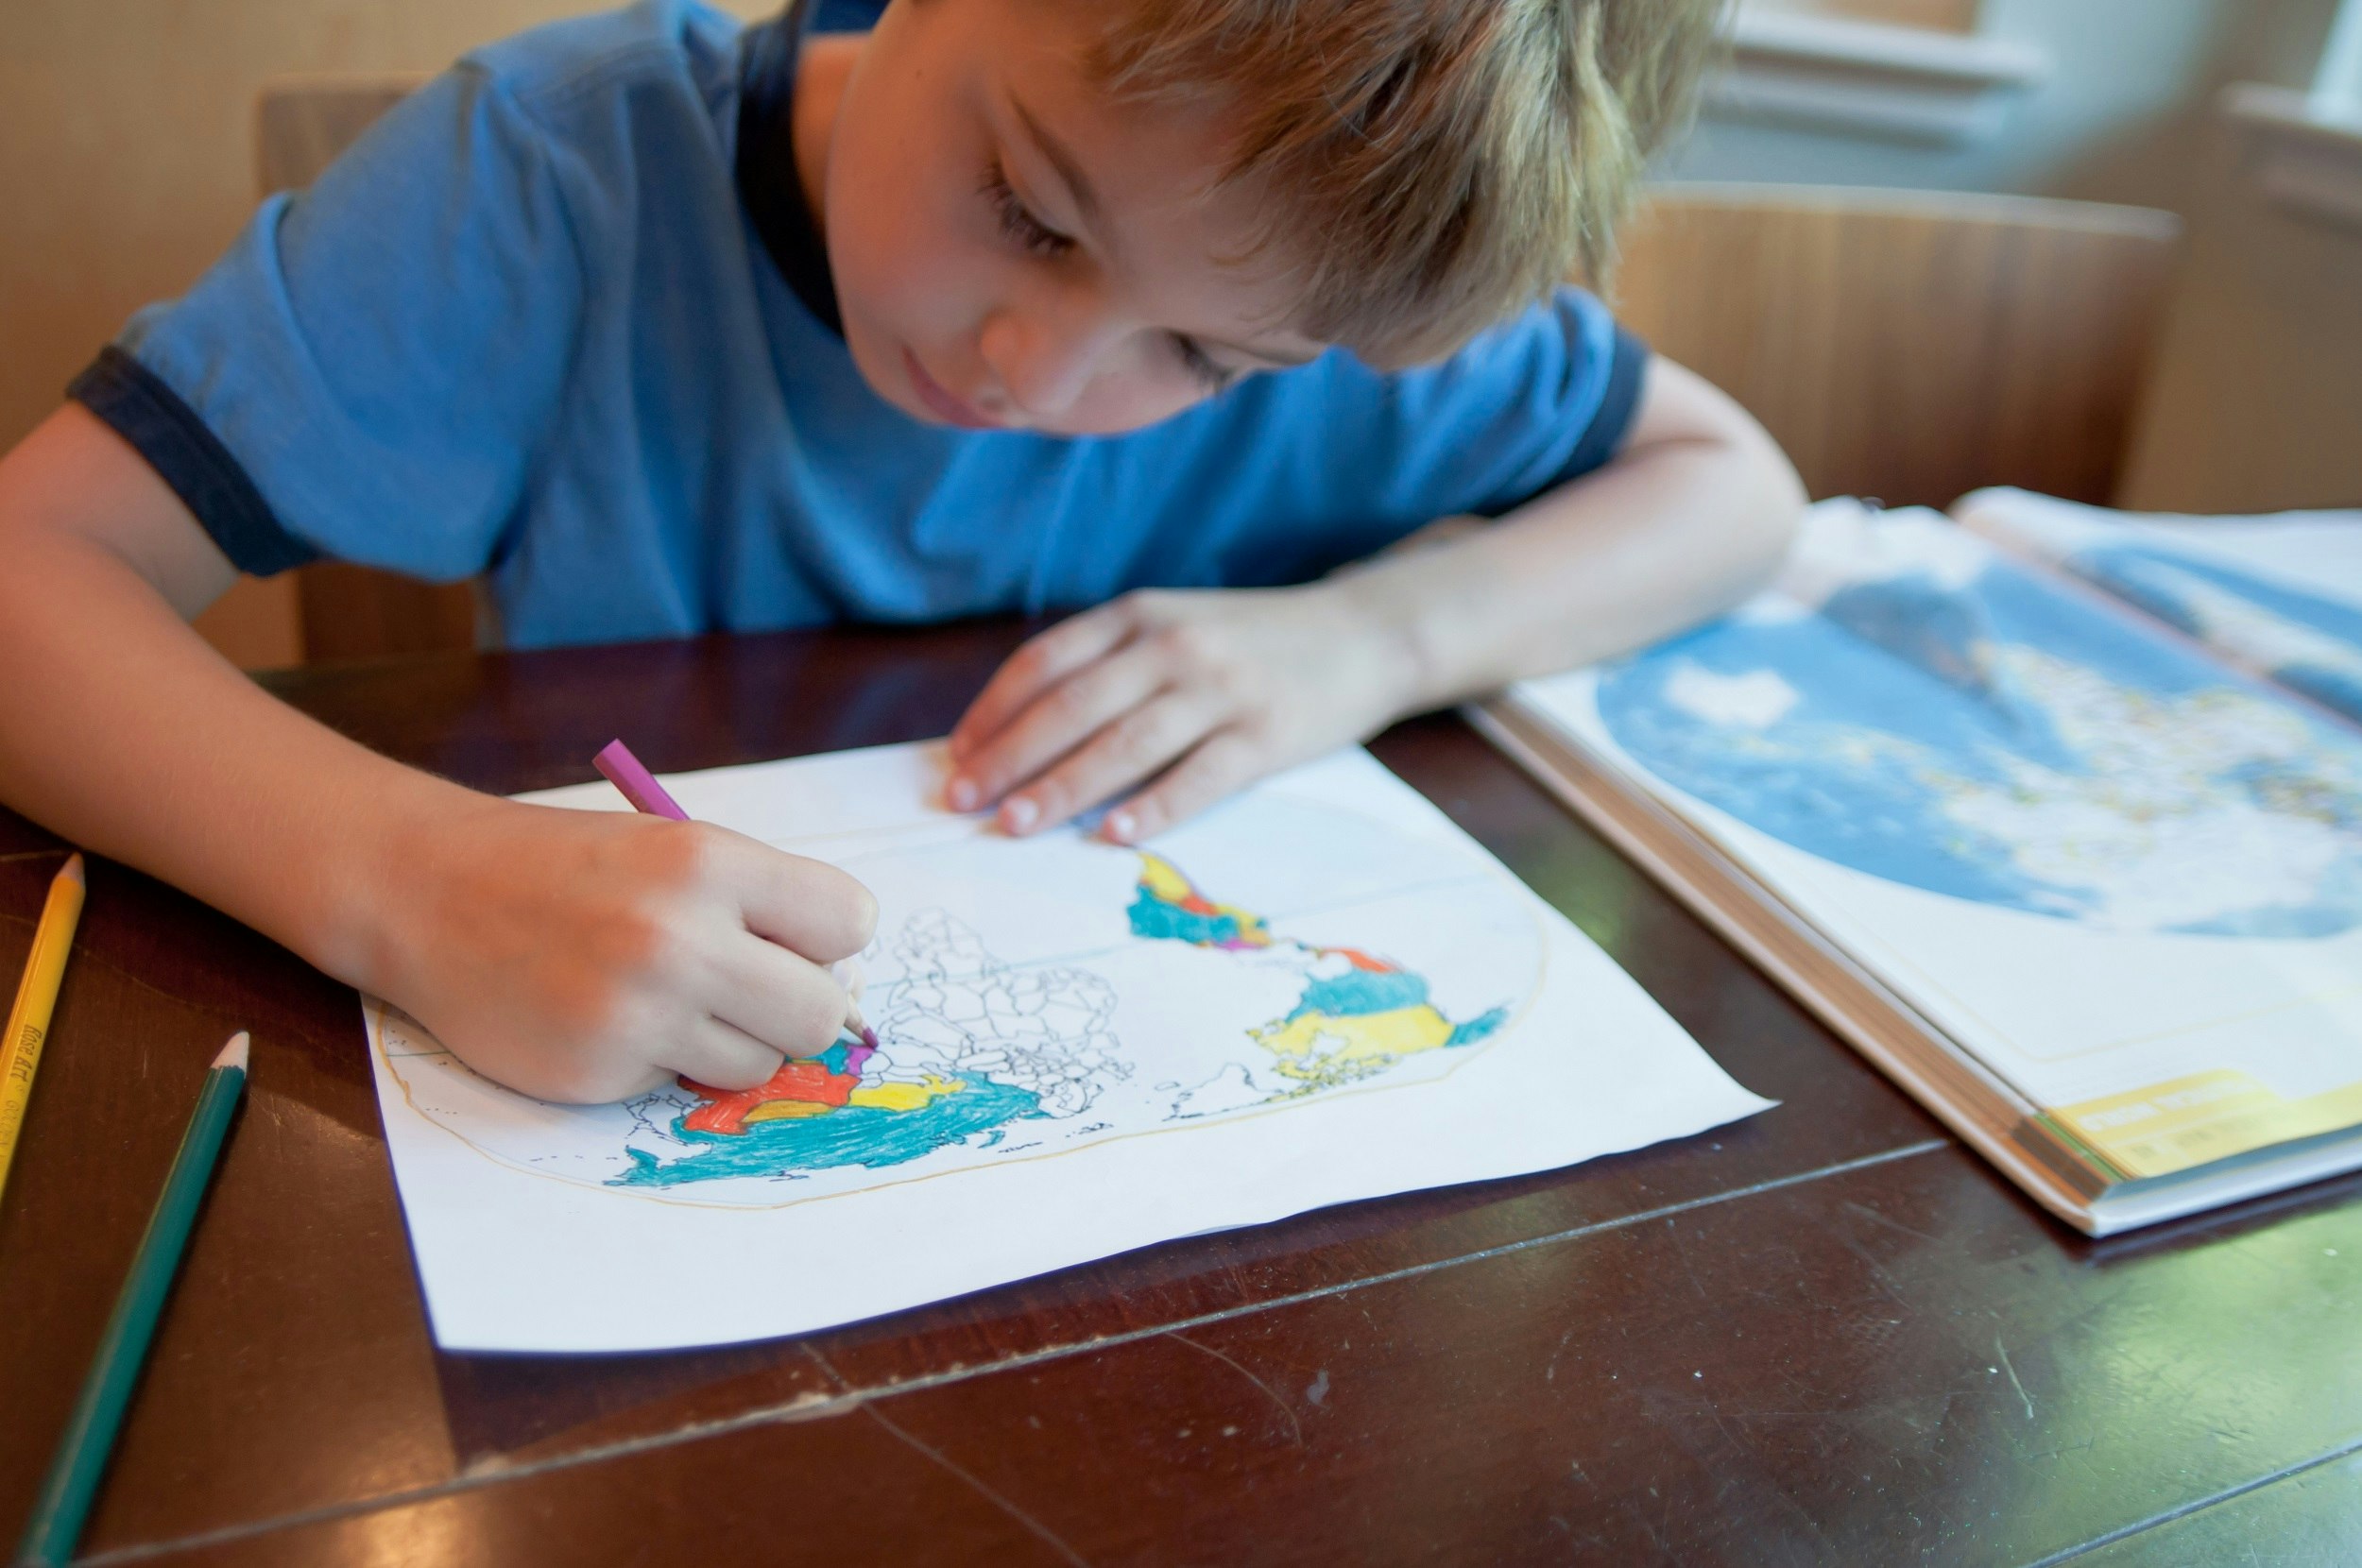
[1510, 503, 2362, 1189]
[363, 743, 1771, 1352]
[1955, 486, 2362, 727]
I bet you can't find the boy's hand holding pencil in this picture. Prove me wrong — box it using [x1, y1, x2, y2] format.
[374, 781, 876, 1105]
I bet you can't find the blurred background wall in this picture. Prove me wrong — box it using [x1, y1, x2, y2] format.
[1676, 0, 2340, 210]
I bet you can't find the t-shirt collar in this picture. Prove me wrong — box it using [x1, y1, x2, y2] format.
[736, 0, 844, 336]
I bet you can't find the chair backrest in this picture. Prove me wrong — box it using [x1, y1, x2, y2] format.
[256, 77, 481, 663]
[1614, 184, 2182, 508]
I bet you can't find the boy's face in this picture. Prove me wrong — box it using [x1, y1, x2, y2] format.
[821, 0, 1326, 437]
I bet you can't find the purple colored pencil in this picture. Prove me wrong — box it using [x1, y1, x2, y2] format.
[591, 739, 878, 1050]
[592, 739, 691, 821]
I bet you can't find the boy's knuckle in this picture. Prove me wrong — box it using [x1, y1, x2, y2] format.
[633, 820, 711, 889]
[1153, 622, 1208, 665]
[1043, 677, 1092, 725]
[684, 820, 738, 874]
[1006, 642, 1048, 682]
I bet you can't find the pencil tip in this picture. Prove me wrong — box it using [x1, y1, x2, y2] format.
[215, 1031, 250, 1072]
[60, 852, 85, 885]
[860, 1026, 880, 1050]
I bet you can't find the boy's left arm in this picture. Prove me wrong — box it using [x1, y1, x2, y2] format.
[946, 357, 1805, 842]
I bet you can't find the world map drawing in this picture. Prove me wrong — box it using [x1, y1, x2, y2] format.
[376, 791, 1541, 1204]
[1595, 527, 2362, 938]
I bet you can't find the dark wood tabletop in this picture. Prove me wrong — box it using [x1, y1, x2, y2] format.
[5, 622, 2360, 1567]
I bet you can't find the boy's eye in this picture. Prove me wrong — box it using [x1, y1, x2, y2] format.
[1171, 334, 1240, 395]
[981, 161, 1073, 260]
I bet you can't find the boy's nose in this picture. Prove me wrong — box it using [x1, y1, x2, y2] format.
[977, 309, 1107, 425]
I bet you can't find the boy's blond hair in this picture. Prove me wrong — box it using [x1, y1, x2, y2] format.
[1093, 0, 1727, 366]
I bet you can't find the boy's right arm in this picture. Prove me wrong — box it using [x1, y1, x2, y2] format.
[0, 405, 874, 1102]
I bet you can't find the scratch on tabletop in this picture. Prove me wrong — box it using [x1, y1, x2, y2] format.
[861, 1403, 1092, 1568]
[1994, 1335, 2035, 1421]
[1839, 1200, 1940, 1246]
[1164, 1330, 1304, 1447]
[1831, 1226, 1911, 1310]
[1667, 1217, 1712, 1302]
[1545, 1324, 1578, 1384]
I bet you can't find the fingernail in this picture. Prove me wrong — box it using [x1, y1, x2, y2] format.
[1003, 796, 1038, 833]
[1105, 810, 1137, 843]
[948, 777, 978, 812]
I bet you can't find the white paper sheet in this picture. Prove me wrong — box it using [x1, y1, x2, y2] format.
[361, 742, 1769, 1352]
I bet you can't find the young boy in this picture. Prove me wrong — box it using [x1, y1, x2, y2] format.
[0, 0, 1800, 1105]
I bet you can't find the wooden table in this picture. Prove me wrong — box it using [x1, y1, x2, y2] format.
[5, 623, 2361, 1566]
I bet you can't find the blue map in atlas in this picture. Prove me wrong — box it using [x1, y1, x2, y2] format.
[1596, 537, 2362, 938]
[2067, 543, 2362, 728]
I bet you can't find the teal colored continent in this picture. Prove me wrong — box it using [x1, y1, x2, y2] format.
[610, 1079, 1043, 1188]
[1127, 888, 1249, 947]
[1446, 1006, 1509, 1047]
[1287, 967, 1430, 1021]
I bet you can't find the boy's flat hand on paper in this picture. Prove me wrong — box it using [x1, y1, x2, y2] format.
[377, 800, 878, 1104]
[944, 580, 1420, 843]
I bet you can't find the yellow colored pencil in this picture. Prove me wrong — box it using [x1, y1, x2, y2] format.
[1, 852, 87, 1204]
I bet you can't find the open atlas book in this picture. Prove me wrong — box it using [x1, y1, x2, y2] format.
[1476, 494, 2362, 1236]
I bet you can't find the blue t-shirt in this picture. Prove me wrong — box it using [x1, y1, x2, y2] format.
[72, 0, 1646, 650]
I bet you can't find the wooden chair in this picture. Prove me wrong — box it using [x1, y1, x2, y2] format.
[234, 84, 2183, 663]
[1614, 183, 2182, 507]
[252, 76, 476, 664]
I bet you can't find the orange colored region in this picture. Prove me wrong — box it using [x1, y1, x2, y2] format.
[682, 1059, 860, 1136]
[1324, 946, 1396, 973]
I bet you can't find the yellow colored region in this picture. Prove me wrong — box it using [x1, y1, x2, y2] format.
[2054, 1069, 2362, 1180]
[1256, 1005, 1456, 1082]
[849, 1074, 966, 1112]
[738, 1073, 967, 1123]
[741, 1099, 832, 1124]
[1137, 853, 1197, 904]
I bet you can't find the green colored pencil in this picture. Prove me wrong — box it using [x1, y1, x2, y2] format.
[16, 1031, 248, 1568]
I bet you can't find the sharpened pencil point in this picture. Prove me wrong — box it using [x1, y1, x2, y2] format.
[60, 851, 85, 887]
[214, 1031, 250, 1073]
[860, 1026, 879, 1050]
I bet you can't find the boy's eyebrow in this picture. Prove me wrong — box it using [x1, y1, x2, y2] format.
[1010, 97, 1102, 230]
[1201, 336, 1319, 369]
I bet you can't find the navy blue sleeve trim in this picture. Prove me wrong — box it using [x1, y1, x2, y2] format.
[67, 346, 321, 577]
[1558, 325, 1651, 483]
